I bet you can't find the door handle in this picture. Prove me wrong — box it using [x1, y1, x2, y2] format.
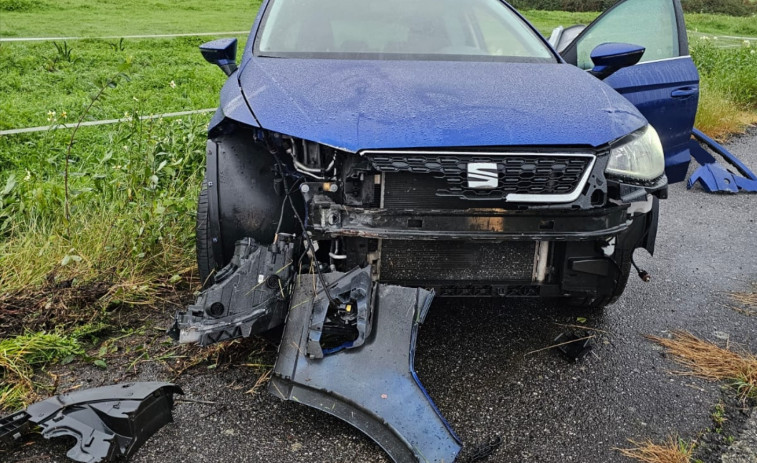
[671, 86, 698, 98]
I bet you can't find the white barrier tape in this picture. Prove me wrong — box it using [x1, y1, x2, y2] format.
[687, 30, 757, 41]
[0, 31, 248, 42]
[0, 109, 217, 136]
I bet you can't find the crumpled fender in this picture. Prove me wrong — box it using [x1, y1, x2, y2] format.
[208, 66, 259, 136]
[270, 268, 461, 463]
[1, 382, 182, 463]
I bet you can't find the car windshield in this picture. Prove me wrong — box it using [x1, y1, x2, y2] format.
[255, 0, 557, 62]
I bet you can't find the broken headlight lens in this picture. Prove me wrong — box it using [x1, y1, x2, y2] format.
[606, 125, 664, 181]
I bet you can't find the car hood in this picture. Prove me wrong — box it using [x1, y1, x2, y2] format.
[238, 58, 646, 152]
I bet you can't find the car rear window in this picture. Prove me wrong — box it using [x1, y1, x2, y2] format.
[255, 0, 557, 62]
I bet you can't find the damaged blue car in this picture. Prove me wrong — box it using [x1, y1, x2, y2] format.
[171, 0, 699, 461]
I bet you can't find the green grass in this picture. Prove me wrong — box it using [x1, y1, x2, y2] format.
[686, 13, 757, 37]
[0, 114, 207, 294]
[0, 331, 83, 409]
[521, 9, 757, 38]
[0, 0, 262, 38]
[0, 36, 242, 130]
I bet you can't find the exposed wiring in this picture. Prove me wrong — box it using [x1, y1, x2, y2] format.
[274, 176, 304, 240]
[630, 255, 650, 282]
[270, 148, 337, 306]
[329, 239, 347, 260]
[287, 137, 336, 179]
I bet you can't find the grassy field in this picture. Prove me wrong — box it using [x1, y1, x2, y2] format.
[0, 0, 262, 37]
[0, 1, 756, 409]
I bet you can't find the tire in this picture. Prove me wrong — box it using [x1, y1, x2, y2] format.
[196, 179, 218, 288]
[567, 247, 632, 310]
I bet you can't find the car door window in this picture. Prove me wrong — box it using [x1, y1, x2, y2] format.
[573, 0, 680, 69]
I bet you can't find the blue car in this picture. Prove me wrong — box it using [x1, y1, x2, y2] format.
[174, 0, 699, 460]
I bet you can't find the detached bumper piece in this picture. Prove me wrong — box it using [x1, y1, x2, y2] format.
[170, 237, 295, 346]
[0, 382, 181, 463]
[270, 267, 462, 463]
[688, 128, 757, 193]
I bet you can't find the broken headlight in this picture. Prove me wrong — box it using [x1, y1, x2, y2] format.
[605, 125, 664, 181]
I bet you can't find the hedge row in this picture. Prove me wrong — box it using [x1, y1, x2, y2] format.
[508, 0, 757, 16]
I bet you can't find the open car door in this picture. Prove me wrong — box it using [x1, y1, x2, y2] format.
[560, 0, 699, 183]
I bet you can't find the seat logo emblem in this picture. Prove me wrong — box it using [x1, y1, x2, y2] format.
[467, 162, 498, 189]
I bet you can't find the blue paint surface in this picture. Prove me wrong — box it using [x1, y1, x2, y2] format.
[232, 58, 646, 152]
[209, 0, 651, 151]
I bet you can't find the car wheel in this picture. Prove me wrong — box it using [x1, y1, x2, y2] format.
[567, 247, 632, 310]
[196, 179, 218, 288]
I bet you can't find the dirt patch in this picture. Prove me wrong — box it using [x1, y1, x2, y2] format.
[0, 280, 110, 336]
[0, 274, 197, 338]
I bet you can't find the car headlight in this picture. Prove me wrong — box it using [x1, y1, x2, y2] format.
[606, 125, 665, 181]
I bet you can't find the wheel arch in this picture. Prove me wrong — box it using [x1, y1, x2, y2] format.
[203, 124, 296, 270]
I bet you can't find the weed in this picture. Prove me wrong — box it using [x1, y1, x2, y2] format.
[108, 38, 127, 52]
[647, 331, 757, 402]
[711, 401, 726, 432]
[53, 41, 76, 63]
[63, 70, 130, 230]
[0, 331, 84, 410]
[617, 437, 694, 463]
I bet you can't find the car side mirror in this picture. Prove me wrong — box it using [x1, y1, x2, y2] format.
[200, 38, 238, 76]
[588, 42, 645, 80]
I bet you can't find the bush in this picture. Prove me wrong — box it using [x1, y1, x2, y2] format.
[509, 0, 616, 12]
[682, 0, 757, 17]
[0, 0, 47, 12]
[510, 0, 757, 16]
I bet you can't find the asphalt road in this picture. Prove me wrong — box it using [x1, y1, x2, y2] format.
[9, 130, 757, 463]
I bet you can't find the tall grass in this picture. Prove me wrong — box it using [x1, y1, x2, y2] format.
[691, 39, 757, 138]
[0, 331, 83, 409]
[0, 114, 206, 294]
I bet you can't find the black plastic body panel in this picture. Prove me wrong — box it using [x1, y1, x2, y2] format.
[1, 383, 181, 463]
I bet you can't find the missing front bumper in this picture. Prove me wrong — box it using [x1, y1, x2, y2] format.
[310, 203, 631, 240]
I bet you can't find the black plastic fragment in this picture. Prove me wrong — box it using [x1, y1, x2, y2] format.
[553, 332, 593, 362]
[305, 266, 373, 358]
[0, 411, 31, 446]
[1, 382, 182, 463]
[466, 435, 502, 462]
[270, 267, 461, 463]
[170, 237, 295, 346]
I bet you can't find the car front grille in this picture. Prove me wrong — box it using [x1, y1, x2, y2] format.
[363, 151, 594, 207]
[380, 240, 535, 283]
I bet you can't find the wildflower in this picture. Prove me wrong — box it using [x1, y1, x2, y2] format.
[60, 110, 67, 119]
[124, 111, 131, 119]
[24, 170, 31, 181]
[46, 110, 56, 122]
[744, 40, 751, 48]
[169, 80, 176, 88]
